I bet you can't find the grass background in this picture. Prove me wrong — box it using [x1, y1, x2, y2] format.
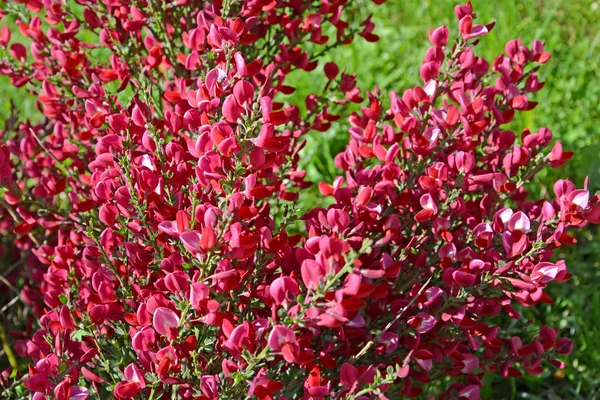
[1, 0, 600, 398]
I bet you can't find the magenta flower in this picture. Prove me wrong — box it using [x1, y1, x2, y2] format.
[225, 321, 264, 359]
[268, 325, 300, 363]
[270, 277, 300, 307]
[113, 381, 141, 400]
[429, 26, 449, 47]
[123, 363, 146, 390]
[180, 226, 216, 256]
[3, 1, 598, 399]
[531, 261, 568, 284]
[200, 375, 219, 399]
[153, 307, 179, 340]
[377, 332, 399, 355]
[409, 312, 437, 334]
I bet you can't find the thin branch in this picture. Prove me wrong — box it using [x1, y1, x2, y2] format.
[0, 275, 20, 296]
[0, 199, 41, 248]
[353, 276, 433, 360]
[0, 297, 20, 315]
[0, 253, 29, 279]
[0, 373, 29, 398]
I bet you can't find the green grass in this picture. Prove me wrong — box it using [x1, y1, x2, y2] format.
[290, 0, 600, 193]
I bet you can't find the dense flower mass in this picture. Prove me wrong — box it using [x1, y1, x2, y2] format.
[0, 0, 598, 399]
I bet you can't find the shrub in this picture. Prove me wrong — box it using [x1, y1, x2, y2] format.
[0, 1, 598, 399]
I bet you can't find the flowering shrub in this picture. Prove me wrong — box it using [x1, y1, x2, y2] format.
[0, 0, 599, 399]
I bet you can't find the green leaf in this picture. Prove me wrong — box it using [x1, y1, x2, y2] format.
[71, 329, 90, 342]
[113, 324, 126, 336]
[386, 365, 395, 377]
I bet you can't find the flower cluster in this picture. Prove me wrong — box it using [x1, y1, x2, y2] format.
[0, 1, 598, 399]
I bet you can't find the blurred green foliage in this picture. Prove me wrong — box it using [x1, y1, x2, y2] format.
[290, 0, 600, 194]
[1, 0, 600, 398]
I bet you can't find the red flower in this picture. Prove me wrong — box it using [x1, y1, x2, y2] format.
[153, 307, 180, 340]
[268, 325, 300, 363]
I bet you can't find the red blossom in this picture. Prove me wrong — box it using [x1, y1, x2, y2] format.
[0, 1, 594, 399]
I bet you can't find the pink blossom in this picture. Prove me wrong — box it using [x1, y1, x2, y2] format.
[268, 325, 300, 363]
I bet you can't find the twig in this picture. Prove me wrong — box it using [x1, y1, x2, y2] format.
[0, 373, 29, 398]
[0, 254, 29, 279]
[353, 276, 433, 360]
[0, 297, 20, 315]
[0, 275, 20, 297]
[28, 128, 75, 179]
[0, 199, 41, 248]
[0, 323, 17, 369]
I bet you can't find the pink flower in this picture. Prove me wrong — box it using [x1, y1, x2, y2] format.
[531, 261, 568, 284]
[3, 1, 595, 398]
[123, 364, 146, 390]
[69, 387, 91, 400]
[377, 332, 399, 354]
[268, 325, 300, 363]
[459, 14, 491, 40]
[408, 312, 437, 334]
[180, 227, 216, 256]
[114, 381, 141, 400]
[415, 193, 438, 222]
[222, 94, 244, 122]
[225, 322, 254, 359]
[200, 375, 219, 399]
[429, 26, 449, 47]
[270, 277, 300, 307]
[153, 307, 179, 339]
[508, 211, 531, 234]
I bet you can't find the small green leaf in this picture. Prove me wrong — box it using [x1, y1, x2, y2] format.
[386, 365, 395, 377]
[114, 324, 126, 336]
[71, 330, 90, 342]
[59, 294, 69, 304]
